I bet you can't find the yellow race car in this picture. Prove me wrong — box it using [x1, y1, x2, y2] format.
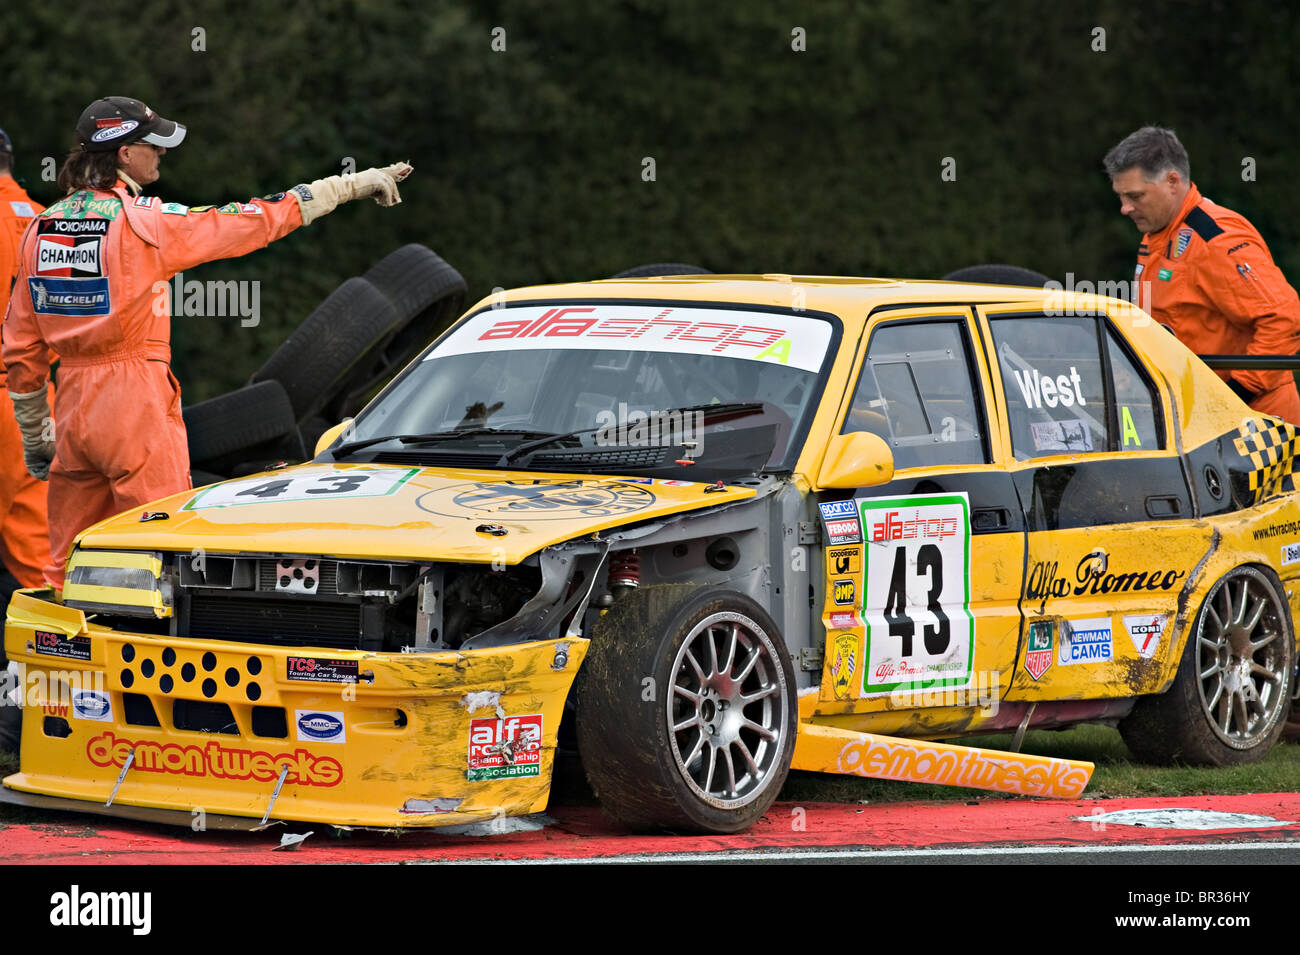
[4, 276, 1297, 833]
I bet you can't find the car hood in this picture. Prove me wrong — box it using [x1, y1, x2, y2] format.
[74, 464, 757, 563]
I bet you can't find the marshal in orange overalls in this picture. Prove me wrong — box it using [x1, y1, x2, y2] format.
[0, 174, 53, 589]
[3, 179, 303, 586]
[1137, 183, 1300, 423]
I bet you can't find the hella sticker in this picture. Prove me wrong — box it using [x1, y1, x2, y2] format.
[295, 710, 346, 743]
[72, 689, 113, 722]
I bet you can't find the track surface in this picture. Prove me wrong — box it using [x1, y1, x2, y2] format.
[2, 792, 1298, 864]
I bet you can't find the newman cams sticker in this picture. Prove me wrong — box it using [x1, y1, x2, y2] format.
[183, 467, 419, 509]
[1059, 618, 1113, 665]
[34, 629, 91, 661]
[467, 714, 543, 780]
[859, 493, 973, 696]
[286, 657, 358, 683]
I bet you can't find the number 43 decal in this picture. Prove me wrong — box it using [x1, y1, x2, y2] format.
[182, 468, 420, 510]
[861, 494, 974, 695]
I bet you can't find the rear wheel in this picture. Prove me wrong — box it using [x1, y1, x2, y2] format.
[1120, 565, 1294, 764]
[577, 584, 796, 833]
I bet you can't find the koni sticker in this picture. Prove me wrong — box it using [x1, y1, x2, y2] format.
[467, 714, 543, 780]
[34, 629, 91, 661]
[1123, 614, 1166, 659]
[1024, 620, 1054, 680]
[286, 656, 358, 683]
[184, 467, 420, 509]
[1059, 618, 1113, 665]
[859, 493, 973, 696]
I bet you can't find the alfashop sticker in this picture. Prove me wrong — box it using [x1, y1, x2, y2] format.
[286, 656, 358, 683]
[1282, 541, 1300, 566]
[1059, 618, 1113, 665]
[87, 731, 342, 787]
[430, 305, 834, 372]
[295, 710, 346, 743]
[859, 493, 974, 696]
[33, 629, 91, 661]
[71, 689, 113, 722]
[1123, 614, 1166, 659]
[467, 714, 543, 780]
[1024, 620, 1053, 680]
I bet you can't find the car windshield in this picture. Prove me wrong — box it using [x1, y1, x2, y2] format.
[341, 302, 836, 477]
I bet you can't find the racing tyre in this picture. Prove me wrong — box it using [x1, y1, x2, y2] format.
[942, 264, 1052, 287]
[183, 379, 298, 467]
[1120, 565, 1294, 765]
[577, 584, 796, 833]
[251, 277, 400, 422]
[610, 263, 712, 279]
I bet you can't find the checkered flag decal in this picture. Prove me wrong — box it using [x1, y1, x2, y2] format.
[1233, 416, 1300, 502]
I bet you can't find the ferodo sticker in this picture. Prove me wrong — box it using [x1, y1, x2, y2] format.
[430, 304, 834, 372]
[859, 493, 973, 696]
[183, 467, 419, 509]
[1123, 614, 1166, 659]
[34, 629, 91, 661]
[286, 656, 358, 683]
[467, 714, 543, 780]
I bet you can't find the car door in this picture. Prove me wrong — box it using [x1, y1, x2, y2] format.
[813, 307, 1024, 730]
[976, 303, 1213, 701]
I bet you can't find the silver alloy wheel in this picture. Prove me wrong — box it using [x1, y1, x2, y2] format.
[667, 611, 790, 810]
[1196, 567, 1290, 748]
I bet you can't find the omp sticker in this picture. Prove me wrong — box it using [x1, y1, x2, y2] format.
[832, 579, 856, 605]
[87, 731, 342, 786]
[859, 493, 973, 696]
[1282, 541, 1300, 566]
[429, 305, 834, 372]
[71, 689, 113, 722]
[467, 714, 543, 780]
[1030, 418, 1092, 452]
[1010, 366, 1087, 410]
[183, 467, 419, 509]
[34, 629, 91, 661]
[829, 632, 859, 701]
[1059, 617, 1113, 665]
[286, 657, 358, 683]
[1024, 619, 1053, 680]
[1123, 613, 1166, 659]
[295, 710, 346, 743]
[416, 479, 657, 522]
[826, 545, 861, 576]
[28, 276, 110, 316]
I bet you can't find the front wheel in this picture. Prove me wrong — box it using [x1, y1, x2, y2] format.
[1121, 565, 1294, 764]
[577, 585, 796, 833]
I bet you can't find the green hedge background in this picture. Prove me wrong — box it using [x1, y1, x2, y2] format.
[3, 0, 1296, 401]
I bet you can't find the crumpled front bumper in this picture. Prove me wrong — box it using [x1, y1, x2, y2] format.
[3, 590, 587, 828]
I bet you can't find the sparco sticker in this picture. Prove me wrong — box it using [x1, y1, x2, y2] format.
[1123, 613, 1166, 659]
[34, 629, 91, 661]
[429, 305, 834, 372]
[467, 714, 543, 780]
[286, 657, 358, 683]
[860, 493, 973, 696]
[183, 467, 419, 509]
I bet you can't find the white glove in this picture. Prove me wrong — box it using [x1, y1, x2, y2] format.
[293, 161, 413, 225]
[10, 385, 55, 481]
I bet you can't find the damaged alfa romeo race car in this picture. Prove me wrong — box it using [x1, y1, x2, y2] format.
[4, 275, 1299, 833]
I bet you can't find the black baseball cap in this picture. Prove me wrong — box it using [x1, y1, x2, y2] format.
[76, 96, 186, 152]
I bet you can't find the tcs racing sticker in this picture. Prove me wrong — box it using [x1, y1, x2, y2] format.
[286, 657, 358, 683]
[859, 493, 974, 696]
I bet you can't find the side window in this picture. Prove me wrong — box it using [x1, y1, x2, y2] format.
[1107, 329, 1163, 451]
[990, 316, 1108, 460]
[843, 320, 988, 469]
